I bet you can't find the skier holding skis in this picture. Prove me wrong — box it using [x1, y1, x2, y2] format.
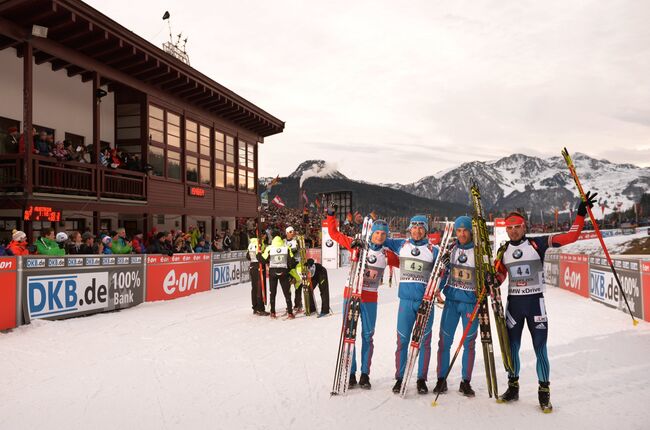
[326, 206, 398, 389]
[285, 226, 310, 313]
[434, 216, 479, 397]
[257, 234, 297, 319]
[382, 215, 438, 395]
[246, 237, 269, 316]
[494, 192, 597, 412]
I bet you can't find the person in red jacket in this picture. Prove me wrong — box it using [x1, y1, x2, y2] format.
[7, 230, 30, 255]
[326, 205, 399, 390]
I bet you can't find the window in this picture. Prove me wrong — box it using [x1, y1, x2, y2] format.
[200, 159, 211, 186]
[157, 214, 165, 224]
[239, 140, 247, 167]
[226, 165, 235, 189]
[199, 125, 210, 156]
[215, 164, 225, 188]
[166, 112, 180, 148]
[64, 132, 84, 148]
[247, 143, 255, 166]
[186, 155, 198, 183]
[238, 170, 246, 190]
[247, 171, 255, 192]
[148, 105, 164, 143]
[167, 151, 181, 179]
[118, 103, 141, 141]
[214, 131, 225, 161]
[225, 135, 235, 163]
[185, 119, 198, 153]
[148, 146, 164, 176]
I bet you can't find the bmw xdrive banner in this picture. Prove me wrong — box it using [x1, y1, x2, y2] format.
[22, 255, 145, 323]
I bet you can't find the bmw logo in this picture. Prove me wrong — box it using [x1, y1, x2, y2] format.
[411, 248, 421, 256]
[326, 239, 334, 248]
[367, 254, 377, 264]
[276, 248, 282, 253]
[458, 254, 468, 264]
[513, 249, 523, 259]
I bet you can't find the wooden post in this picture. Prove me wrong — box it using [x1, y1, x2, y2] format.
[93, 72, 101, 199]
[93, 211, 100, 236]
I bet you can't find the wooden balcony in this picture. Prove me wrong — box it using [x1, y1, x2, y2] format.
[0, 154, 146, 200]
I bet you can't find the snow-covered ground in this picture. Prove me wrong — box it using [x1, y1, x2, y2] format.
[1, 267, 649, 430]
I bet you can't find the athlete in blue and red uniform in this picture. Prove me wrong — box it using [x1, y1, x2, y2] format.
[327, 206, 398, 390]
[382, 215, 438, 395]
[495, 191, 596, 411]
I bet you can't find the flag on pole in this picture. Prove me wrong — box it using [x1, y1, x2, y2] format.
[301, 189, 309, 205]
[267, 175, 280, 191]
[314, 198, 321, 210]
[271, 195, 286, 208]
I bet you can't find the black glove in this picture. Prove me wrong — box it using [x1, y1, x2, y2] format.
[577, 191, 597, 216]
[350, 239, 363, 249]
[327, 204, 338, 216]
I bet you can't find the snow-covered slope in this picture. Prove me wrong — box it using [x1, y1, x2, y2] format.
[289, 160, 347, 187]
[1, 267, 649, 429]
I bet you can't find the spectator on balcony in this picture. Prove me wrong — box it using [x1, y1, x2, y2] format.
[34, 131, 52, 156]
[1, 126, 19, 153]
[99, 148, 111, 167]
[35, 228, 65, 255]
[111, 228, 133, 254]
[110, 148, 122, 169]
[131, 232, 145, 254]
[18, 127, 35, 154]
[7, 229, 29, 255]
[74, 145, 91, 163]
[147, 231, 173, 255]
[65, 231, 84, 255]
[52, 141, 68, 162]
[63, 140, 76, 161]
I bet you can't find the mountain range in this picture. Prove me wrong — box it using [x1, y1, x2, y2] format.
[262, 155, 650, 220]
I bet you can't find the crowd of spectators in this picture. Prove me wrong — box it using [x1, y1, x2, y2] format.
[259, 205, 325, 247]
[1, 126, 145, 173]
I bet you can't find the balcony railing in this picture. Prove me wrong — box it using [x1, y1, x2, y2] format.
[0, 154, 146, 200]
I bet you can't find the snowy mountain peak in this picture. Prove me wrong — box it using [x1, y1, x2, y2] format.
[289, 160, 347, 187]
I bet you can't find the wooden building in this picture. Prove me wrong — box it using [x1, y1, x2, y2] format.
[0, 0, 284, 240]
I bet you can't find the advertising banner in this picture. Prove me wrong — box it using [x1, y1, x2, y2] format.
[339, 249, 351, 267]
[306, 248, 321, 264]
[589, 256, 643, 320]
[543, 248, 560, 288]
[321, 220, 339, 269]
[559, 254, 590, 298]
[0, 257, 18, 330]
[642, 261, 650, 322]
[146, 253, 211, 301]
[22, 255, 144, 322]
[212, 251, 247, 289]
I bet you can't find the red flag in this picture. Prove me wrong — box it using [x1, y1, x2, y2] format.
[301, 189, 309, 205]
[271, 195, 286, 208]
[314, 198, 321, 209]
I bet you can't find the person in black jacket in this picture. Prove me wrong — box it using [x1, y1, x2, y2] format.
[148, 231, 173, 256]
[306, 258, 331, 317]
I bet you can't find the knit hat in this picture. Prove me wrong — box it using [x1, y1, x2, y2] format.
[12, 229, 26, 241]
[454, 216, 472, 232]
[56, 232, 68, 243]
[371, 219, 389, 235]
[408, 215, 428, 232]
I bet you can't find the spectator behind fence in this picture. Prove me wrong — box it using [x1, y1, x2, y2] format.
[148, 231, 173, 256]
[77, 232, 98, 254]
[7, 229, 29, 255]
[194, 238, 209, 253]
[65, 231, 84, 255]
[35, 228, 65, 255]
[52, 141, 68, 162]
[34, 131, 51, 156]
[101, 235, 113, 254]
[131, 232, 145, 254]
[111, 228, 133, 254]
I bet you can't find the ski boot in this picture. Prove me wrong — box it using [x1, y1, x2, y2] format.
[359, 373, 371, 390]
[538, 382, 553, 413]
[349, 374, 358, 389]
[294, 306, 304, 315]
[459, 380, 475, 397]
[416, 379, 428, 394]
[433, 378, 448, 394]
[392, 379, 403, 394]
[500, 377, 519, 402]
[270, 312, 277, 319]
[286, 313, 295, 320]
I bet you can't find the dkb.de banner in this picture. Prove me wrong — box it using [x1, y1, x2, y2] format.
[0, 257, 18, 330]
[146, 253, 211, 301]
[22, 255, 144, 323]
[589, 256, 643, 320]
[212, 251, 247, 289]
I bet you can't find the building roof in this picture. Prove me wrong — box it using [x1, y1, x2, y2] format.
[0, 0, 285, 138]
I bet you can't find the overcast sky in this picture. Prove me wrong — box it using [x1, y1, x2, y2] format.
[88, 0, 650, 183]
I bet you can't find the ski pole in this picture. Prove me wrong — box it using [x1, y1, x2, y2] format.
[561, 148, 638, 326]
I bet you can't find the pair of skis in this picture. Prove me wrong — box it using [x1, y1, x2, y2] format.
[330, 216, 373, 396]
[399, 221, 455, 397]
[297, 235, 314, 315]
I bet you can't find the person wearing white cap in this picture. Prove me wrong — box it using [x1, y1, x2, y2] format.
[284, 225, 311, 313]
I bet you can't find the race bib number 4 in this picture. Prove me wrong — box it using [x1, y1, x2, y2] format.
[510, 264, 531, 279]
[364, 268, 380, 280]
[404, 259, 424, 273]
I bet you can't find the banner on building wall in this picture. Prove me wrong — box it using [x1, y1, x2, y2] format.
[0, 257, 18, 330]
[146, 254, 211, 301]
[22, 255, 144, 323]
[321, 220, 339, 269]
